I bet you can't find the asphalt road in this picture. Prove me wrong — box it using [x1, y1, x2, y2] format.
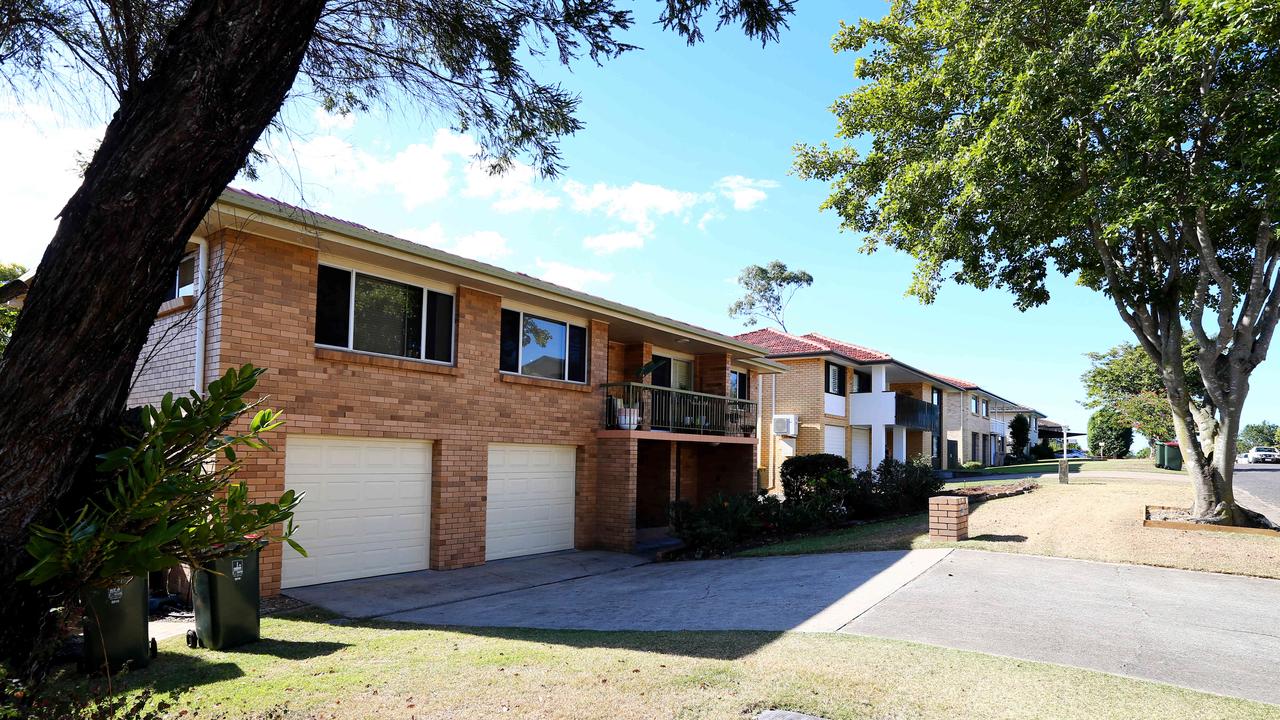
[1233, 462, 1280, 522]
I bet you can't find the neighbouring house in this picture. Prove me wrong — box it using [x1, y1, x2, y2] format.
[989, 404, 1047, 455]
[737, 329, 961, 484]
[6, 188, 785, 596]
[1037, 419, 1087, 450]
[930, 374, 1023, 467]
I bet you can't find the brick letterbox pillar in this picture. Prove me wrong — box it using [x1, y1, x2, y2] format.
[928, 495, 969, 541]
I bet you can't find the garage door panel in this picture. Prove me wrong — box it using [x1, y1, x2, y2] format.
[485, 444, 576, 561]
[283, 436, 432, 589]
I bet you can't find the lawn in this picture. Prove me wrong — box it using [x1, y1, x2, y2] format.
[59, 611, 1278, 719]
[964, 458, 1179, 476]
[741, 476, 1280, 579]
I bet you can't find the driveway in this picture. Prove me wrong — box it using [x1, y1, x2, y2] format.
[338, 547, 1280, 706]
[383, 549, 949, 632]
[844, 550, 1280, 706]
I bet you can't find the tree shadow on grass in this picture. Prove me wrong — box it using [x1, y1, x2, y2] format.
[967, 534, 1028, 543]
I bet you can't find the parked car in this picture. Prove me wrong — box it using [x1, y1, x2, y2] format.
[1054, 449, 1089, 459]
[1237, 452, 1251, 464]
[1246, 446, 1280, 464]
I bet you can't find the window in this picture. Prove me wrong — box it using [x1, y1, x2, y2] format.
[315, 264, 454, 362]
[931, 387, 942, 405]
[165, 253, 197, 301]
[970, 396, 979, 414]
[981, 399, 989, 417]
[650, 354, 692, 390]
[854, 370, 872, 394]
[500, 309, 587, 382]
[729, 370, 749, 400]
[824, 361, 847, 396]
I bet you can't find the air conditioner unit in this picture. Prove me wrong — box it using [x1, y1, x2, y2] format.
[772, 414, 799, 437]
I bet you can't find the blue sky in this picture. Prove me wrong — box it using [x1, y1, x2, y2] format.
[3, 0, 1277, 443]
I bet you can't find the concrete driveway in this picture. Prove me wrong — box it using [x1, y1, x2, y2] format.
[845, 550, 1280, 706]
[384, 549, 949, 632]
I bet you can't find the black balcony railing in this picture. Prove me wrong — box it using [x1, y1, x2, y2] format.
[602, 382, 758, 437]
[895, 393, 941, 431]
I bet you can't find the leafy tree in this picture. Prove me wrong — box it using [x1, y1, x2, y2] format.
[0, 0, 795, 682]
[1082, 338, 1204, 444]
[728, 260, 814, 332]
[0, 263, 24, 357]
[1239, 421, 1279, 450]
[1008, 414, 1031, 456]
[796, 0, 1280, 526]
[1088, 408, 1135, 459]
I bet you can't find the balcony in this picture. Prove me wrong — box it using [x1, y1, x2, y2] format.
[851, 391, 941, 431]
[989, 417, 1008, 436]
[602, 382, 758, 437]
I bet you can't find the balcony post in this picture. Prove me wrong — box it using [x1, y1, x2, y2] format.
[871, 365, 887, 393]
[892, 425, 907, 462]
[871, 423, 887, 468]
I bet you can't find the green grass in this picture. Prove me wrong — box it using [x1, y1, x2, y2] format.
[52, 609, 1278, 719]
[963, 458, 1179, 476]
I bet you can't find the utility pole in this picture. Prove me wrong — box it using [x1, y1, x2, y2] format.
[1059, 423, 1070, 484]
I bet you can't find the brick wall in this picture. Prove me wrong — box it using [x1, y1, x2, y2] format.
[695, 352, 730, 396]
[757, 357, 842, 489]
[212, 231, 612, 594]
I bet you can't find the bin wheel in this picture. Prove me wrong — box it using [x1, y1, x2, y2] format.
[186, 630, 198, 649]
[150, 638, 158, 659]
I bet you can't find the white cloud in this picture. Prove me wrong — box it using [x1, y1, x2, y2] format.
[714, 175, 780, 210]
[583, 230, 646, 255]
[535, 258, 613, 290]
[463, 161, 560, 213]
[697, 208, 727, 231]
[400, 223, 512, 263]
[0, 102, 104, 268]
[312, 106, 355, 131]
[564, 180, 703, 235]
[282, 128, 479, 210]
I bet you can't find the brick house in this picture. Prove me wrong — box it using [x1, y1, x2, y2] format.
[737, 329, 960, 484]
[42, 188, 784, 596]
[989, 404, 1047, 456]
[929, 375, 1024, 467]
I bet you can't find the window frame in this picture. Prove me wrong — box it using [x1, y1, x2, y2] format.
[165, 252, 198, 301]
[729, 370, 750, 400]
[314, 262, 456, 365]
[501, 308, 589, 384]
[970, 396, 979, 414]
[824, 361, 847, 396]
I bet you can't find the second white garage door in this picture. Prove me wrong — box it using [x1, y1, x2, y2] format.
[486, 444, 576, 561]
[282, 436, 431, 589]
[850, 428, 872, 470]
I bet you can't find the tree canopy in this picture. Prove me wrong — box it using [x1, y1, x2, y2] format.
[0, 263, 23, 357]
[728, 260, 814, 332]
[1088, 408, 1134, 458]
[796, 0, 1280, 524]
[1008, 414, 1030, 456]
[1081, 338, 1204, 443]
[1239, 421, 1279, 450]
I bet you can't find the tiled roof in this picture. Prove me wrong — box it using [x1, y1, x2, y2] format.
[800, 333, 893, 362]
[733, 328, 893, 362]
[931, 373, 979, 390]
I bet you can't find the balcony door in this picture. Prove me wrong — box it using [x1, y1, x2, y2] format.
[650, 355, 692, 431]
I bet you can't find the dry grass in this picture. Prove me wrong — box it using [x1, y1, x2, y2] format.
[59, 611, 1279, 719]
[743, 476, 1280, 579]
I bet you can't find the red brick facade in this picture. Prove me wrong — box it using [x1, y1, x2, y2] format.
[127, 226, 764, 595]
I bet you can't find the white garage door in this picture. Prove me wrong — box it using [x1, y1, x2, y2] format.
[283, 436, 431, 588]
[850, 428, 871, 470]
[486, 444, 576, 561]
[824, 424, 847, 458]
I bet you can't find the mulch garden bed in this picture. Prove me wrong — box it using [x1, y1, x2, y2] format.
[946, 480, 1039, 503]
[1143, 505, 1280, 537]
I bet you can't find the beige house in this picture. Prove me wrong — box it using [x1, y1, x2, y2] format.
[737, 329, 963, 485]
[990, 404, 1048, 455]
[932, 375, 1024, 466]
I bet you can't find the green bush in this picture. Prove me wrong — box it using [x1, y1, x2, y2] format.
[1030, 439, 1056, 460]
[669, 493, 764, 556]
[1135, 447, 1151, 459]
[875, 457, 945, 513]
[779, 453, 850, 501]
[960, 460, 983, 470]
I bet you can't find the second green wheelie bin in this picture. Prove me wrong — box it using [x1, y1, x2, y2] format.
[1155, 443, 1166, 468]
[190, 544, 262, 650]
[82, 575, 153, 674]
[1164, 442, 1183, 471]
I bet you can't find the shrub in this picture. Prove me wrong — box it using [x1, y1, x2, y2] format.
[669, 493, 763, 556]
[960, 460, 983, 470]
[779, 453, 850, 500]
[841, 468, 881, 519]
[876, 457, 945, 513]
[1030, 439, 1056, 460]
[1135, 447, 1151, 459]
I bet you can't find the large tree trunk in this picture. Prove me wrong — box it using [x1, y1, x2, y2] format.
[0, 0, 325, 680]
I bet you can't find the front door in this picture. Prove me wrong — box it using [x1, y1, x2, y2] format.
[947, 440, 958, 468]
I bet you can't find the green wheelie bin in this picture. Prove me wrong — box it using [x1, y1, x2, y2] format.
[1155, 443, 1167, 469]
[1164, 442, 1183, 471]
[82, 575, 154, 674]
[189, 543, 262, 650]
